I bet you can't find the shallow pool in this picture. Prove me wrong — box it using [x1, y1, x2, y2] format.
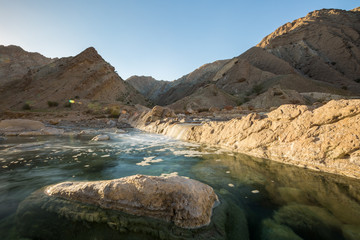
[0, 129, 359, 240]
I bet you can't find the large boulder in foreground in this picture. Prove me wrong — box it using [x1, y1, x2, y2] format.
[16, 175, 244, 240]
[45, 174, 219, 228]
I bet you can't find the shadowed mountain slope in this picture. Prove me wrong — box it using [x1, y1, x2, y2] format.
[0, 46, 147, 110]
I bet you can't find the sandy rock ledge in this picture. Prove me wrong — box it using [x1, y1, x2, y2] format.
[0, 119, 64, 136]
[130, 100, 360, 179]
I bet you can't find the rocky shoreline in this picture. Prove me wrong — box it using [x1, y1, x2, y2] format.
[130, 99, 360, 179]
[2, 99, 360, 179]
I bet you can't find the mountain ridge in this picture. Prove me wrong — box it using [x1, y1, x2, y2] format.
[127, 7, 360, 110]
[0, 46, 147, 110]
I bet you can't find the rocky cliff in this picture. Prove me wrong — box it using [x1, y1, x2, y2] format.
[131, 99, 360, 179]
[0, 46, 147, 110]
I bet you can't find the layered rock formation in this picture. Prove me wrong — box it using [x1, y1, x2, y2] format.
[45, 174, 219, 228]
[0, 45, 53, 86]
[168, 84, 239, 112]
[0, 46, 147, 110]
[126, 75, 172, 103]
[127, 8, 359, 110]
[258, 8, 360, 93]
[132, 99, 360, 179]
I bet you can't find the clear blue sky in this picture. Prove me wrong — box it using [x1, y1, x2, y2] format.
[0, 0, 358, 81]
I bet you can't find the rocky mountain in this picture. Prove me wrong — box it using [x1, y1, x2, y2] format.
[257, 8, 360, 93]
[126, 76, 171, 103]
[168, 84, 238, 112]
[127, 7, 360, 110]
[0, 46, 147, 110]
[0, 45, 53, 86]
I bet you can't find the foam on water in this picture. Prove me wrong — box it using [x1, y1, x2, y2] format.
[1, 128, 360, 240]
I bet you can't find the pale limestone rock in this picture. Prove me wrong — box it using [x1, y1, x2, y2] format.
[144, 105, 176, 123]
[132, 99, 360, 179]
[45, 174, 219, 228]
[91, 134, 110, 141]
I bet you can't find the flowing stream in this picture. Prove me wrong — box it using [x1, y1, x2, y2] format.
[0, 128, 360, 240]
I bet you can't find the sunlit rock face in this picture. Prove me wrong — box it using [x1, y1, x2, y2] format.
[45, 174, 218, 229]
[257, 8, 360, 93]
[132, 99, 360, 179]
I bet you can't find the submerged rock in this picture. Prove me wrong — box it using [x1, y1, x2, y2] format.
[273, 204, 343, 239]
[91, 134, 110, 141]
[261, 219, 302, 240]
[16, 175, 245, 240]
[45, 174, 218, 228]
[342, 224, 360, 240]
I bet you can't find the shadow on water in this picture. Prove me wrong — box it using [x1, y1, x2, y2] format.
[0, 131, 359, 240]
[191, 149, 360, 240]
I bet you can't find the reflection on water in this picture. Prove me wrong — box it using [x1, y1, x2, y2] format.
[0, 129, 360, 240]
[192, 150, 360, 240]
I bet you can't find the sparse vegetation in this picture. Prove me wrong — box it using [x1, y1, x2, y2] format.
[22, 103, 31, 110]
[86, 102, 102, 114]
[252, 84, 263, 95]
[106, 105, 121, 118]
[47, 101, 59, 107]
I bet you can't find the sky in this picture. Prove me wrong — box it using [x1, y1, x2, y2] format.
[0, 0, 358, 81]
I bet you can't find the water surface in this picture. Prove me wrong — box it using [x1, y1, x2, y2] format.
[0, 129, 359, 240]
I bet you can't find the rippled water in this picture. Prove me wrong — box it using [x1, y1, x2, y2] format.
[0, 128, 360, 240]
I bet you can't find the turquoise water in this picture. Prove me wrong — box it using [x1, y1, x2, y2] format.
[0, 129, 360, 240]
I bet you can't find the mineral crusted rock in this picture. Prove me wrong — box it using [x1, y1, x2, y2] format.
[45, 174, 219, 228]
[91, 134, 110, 141]
[132, 99, 360, 179]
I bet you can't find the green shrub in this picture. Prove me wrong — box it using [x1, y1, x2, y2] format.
[47, 101, 59, 107]
[106, 106, 121, 118]
[22, 103, 31, 110]
[252, 84, 263, 95]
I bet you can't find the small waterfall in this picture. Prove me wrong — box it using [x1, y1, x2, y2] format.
[165, 124, 193, 140]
